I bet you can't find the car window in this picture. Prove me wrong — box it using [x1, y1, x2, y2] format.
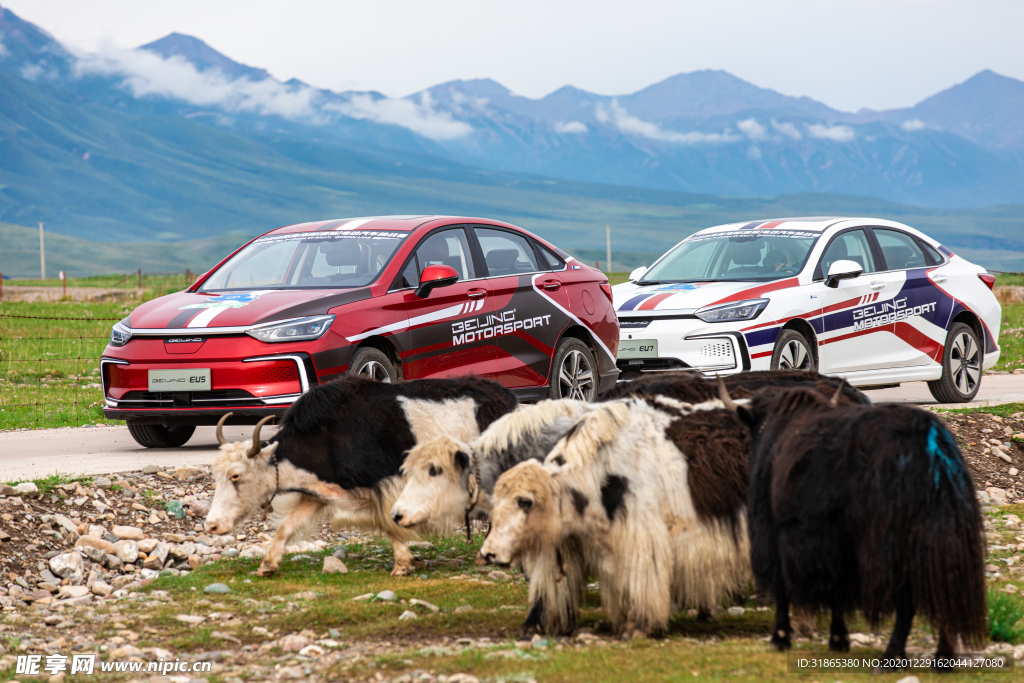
[919, 240, 944, 265]
[395, 228, 475, 289]
[536, 243, 565, 270]
[475, 228, 540, 276]
[819, 229, 876, 277]
[874, 229, 928, 270]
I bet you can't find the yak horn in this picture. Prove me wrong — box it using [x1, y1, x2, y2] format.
[247, 415, 276, 457]
[830, 380, 846, 407]
[216, 412, 233, 445]
[716, 375, 739, 412]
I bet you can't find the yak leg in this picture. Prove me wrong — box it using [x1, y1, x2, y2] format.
[828, 605, 850, 652]
[388, 535, 415, 576]
[881, 592, 915, 664]
[769, 589, 792, 651]
[932, 627, 956, 671]
[258, 498, 322, 577]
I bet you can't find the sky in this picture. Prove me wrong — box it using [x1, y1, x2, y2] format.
[5, 0, 1024, 112]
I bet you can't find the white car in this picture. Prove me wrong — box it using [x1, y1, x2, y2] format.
[612, 217, 1001, 403]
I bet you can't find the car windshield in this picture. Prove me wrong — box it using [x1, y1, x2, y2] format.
[639, 228, 820, 283]
[202, 230, 409, 290]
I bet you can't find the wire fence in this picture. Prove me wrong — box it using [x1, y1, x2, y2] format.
[0, 313, 120, 430]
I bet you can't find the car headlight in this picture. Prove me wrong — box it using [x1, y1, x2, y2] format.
[110, 320, 132, 346]
[246, 315, 335, 343]
[694, 298, 769, 323]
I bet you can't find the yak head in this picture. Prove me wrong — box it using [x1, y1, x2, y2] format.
[480, 460, 562, 567]
[717, 374, 843, 438]
[205, 414, 278, 536]
[392, 436, 476, 533]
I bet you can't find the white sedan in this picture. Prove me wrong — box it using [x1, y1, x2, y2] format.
[612, 217, 1001, 403]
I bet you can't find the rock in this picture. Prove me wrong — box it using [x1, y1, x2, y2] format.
[995, 450, 1014, 464]
[174, 466, 204, 480]
[104, 554, 123, 570]
[487, 570, 512, 582]
[188, 555, 203, 570]
[398, 610, 417, 620]
[169, 543, 197, 560]
[175, 615, 206, 624]
[164, 501, 186, 519]
[331, 546, 347, 559]
[238, 546, 263, 559]
[114, 540, 140, 563]
[978, 490, 991, 505]
[454, 605, 473, 613]
[204, 583, 232, 594]
[298, 644, 325, 657]
[727, 606, 745, 616]
[988, 487, 1008, 505]
[352, 593, 374, 601]
[187, 499, 212, 518]
[91, 581, 113, 597]
[110, 575, 135, 590]
[409, 598, 439, 613]
[163, 533, 187, 543]
[59, 585, 91, 599]
[93, 477, 112, 489]
[375, 590, 398, 601]
[280, 634, 310, 652]
[322, 557, 349, 574]
[14, 482, 39, 496]
[408, 541, 435, 550]
[1006, 584, 1020, 594]
[82, 546, 107, 564]
[49, 552, 84, 581]
[38, 582, 60, 593]
[0, 484, 17, 495]
[48, 514, 78, 535]
[109, 645, 144, 658]
[142, 542, 169, 569]
[1012, 468, 1020, 476]
[447, 674, 479, 683]
[75, 536, 115, 554]
[277, 666, 305, 680]
[138, 538, 159, 553]
[141, 465, 160, 474]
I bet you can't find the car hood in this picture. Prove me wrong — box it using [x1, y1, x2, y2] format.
[127, 288, 371, 330]
[612, 278, 798, 313]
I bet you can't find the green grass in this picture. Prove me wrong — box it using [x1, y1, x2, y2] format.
[2, 471, 93, 493]
[996, 303, 1024, 371]
[987, 591, 1024, 644]
[933, 402, 1024, 418]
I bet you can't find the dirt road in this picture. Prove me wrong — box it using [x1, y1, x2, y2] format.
[2, 376, 1022, 481]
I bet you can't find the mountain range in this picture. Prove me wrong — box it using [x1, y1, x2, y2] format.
[0, 3, 1023, 273]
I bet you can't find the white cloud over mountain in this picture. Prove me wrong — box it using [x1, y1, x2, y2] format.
[597, 101, 740, 144]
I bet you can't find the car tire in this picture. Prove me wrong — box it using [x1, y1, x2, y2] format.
[548, 337, 598, 401]
[349, 347, 397, 383]
[126, 423, 196, 448]
[927, 323, 983, 403]
[771, 329, 816, 372]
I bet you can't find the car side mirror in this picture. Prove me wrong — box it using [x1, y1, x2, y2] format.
[825, 259, 864, 288]
[414, 264, 459, 298]
[628, 266, 647, 282]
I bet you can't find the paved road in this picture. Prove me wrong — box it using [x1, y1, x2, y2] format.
[2, 375, 1022, 481]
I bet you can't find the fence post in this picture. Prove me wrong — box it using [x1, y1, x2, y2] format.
[137, 268, 142, 291]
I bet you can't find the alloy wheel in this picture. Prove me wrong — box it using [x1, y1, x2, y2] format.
[950, 331, 981, 396]
[778, 339, 811, 371]
[558, 349, 594, 400]
[358, 360, 393, 383]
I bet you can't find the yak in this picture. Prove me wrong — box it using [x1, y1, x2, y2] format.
[204, 375, 516, 577]
[730, 383, 987, 664]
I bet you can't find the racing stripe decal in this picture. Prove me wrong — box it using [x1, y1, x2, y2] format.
[619, 293, 656, 311]
[636, 293, 674, 311]
[345, 303, 465, 343]
[334, 218, 375, 231]
[709, 277, 799, 306]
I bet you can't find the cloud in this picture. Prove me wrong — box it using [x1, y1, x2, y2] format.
[746, 146, 762, 160]
[0, 39, 8, 59]
[807, 123, 855, 142]
[597, 100, 739, 144]
[901, 119, 926, 131]
[737, 118, 767, 140]
[72, 44, 472, 140]
[771, 119, 803, 140]
[554, 120, 588, 134]
[326, 91, 472, 141]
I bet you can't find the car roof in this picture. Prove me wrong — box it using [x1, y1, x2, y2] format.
[690, 217, 907, 236]
[265, 215, 529, 236]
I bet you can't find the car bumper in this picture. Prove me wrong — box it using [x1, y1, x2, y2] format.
[616, 319, 752, 377]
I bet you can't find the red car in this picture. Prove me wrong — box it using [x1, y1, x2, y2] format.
[102, 216, 620, 447]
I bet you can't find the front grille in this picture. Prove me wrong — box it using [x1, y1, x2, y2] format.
[262, 364, 299, 383]
[116, 389, 261, 409]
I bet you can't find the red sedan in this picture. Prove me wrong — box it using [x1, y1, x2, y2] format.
[101, 216, 620, 447]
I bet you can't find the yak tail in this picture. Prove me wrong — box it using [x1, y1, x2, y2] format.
[911, 420, 988, 647]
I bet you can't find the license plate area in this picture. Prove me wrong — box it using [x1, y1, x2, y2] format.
[617, 339, 658, 359]
[148, 368, 211, 393]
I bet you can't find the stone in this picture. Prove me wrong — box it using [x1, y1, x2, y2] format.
[352, 593, 374, 601]
[59, 585, 91, 599]
[141, 465, 160, 474]
[164, 533, 187, 543]
[138, 538, 159, 553]
[322, 557, 348, 574]
[188, 555, 203, 570]
[175, 615, 206, 624]
[164, 501, 186, 519]
[409, 599, 439, 613]
[277, 666, 305, 680]
[298, 644, 325, 657]
[204, 583, 232, 594]
[114, 540, 140, 563]
[238, 546, 263, 559]
[454, 605, 473, 613]
[280, 634, 310, 652]
[169, 543, 197, 560]
[187, 499, 212, 518]
[174, 466, 204, 479]
[398, 610, 417, 620]
[82, 546, 107, 564]
[49, 552, 84, 581]
[14, 482, 39, 496]
[408, 541, 435, 550]
[487, 570, 512, 582]
[988, 487, 1009, 505]
[331, 546, 347, 559]
[92, 581, 113, 597]
[142, 542, 169, 569]
[375, 590, 397, 601]
[49, 514, 78, 535]
[93, 477, 112, 489]
[109, 645, 144, 658]
[75, 536, 115, 554]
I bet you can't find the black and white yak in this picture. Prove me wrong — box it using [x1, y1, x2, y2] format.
[481, 394, 752, 638]
[731, 384, 987, 663]
[204, 375, 517, 577]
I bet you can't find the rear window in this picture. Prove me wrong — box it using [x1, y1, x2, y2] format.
[202, 230, 409, 290]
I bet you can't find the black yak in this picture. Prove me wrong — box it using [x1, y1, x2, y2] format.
[730, 383, 987, 663]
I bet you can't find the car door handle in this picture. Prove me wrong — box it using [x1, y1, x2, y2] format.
[466, 289, 487, 299]
[870, 281, 885, 290]
[931, 275, 948, 284]
[540, 280, 561, 291]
